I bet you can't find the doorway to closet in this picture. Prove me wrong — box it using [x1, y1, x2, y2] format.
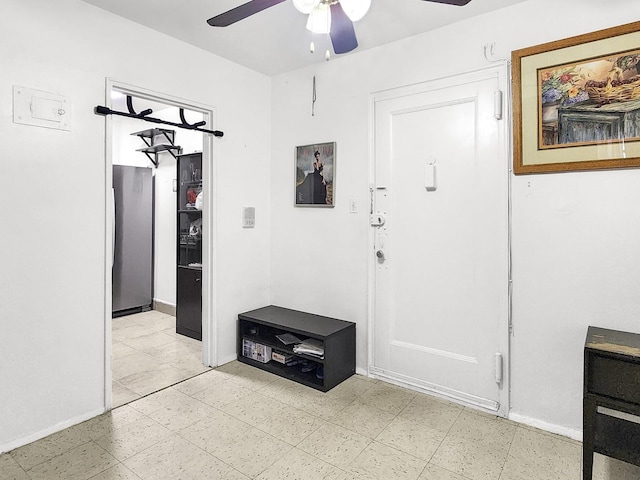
[104, 81, 217, 408]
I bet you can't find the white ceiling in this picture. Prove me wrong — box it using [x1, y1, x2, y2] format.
[81, 0, 525, 76]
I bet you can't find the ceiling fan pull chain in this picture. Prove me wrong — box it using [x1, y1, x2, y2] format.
[312, 75, 317, 116]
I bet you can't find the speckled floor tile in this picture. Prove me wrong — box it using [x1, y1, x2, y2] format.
[419, 463, 468, 480]
[220, 390, 289, 427]
[430, 435, 509, 480]
[88, 463, 143, 480]
[172, 369, 231, 396]
[190, 377, 253, 410]
[124, 436, 249, 480]
[329, 398, 397, 438]
[145, 391, 220, 432]
[112, 352, 163, 381]
[375, 414, 446, 461]
[298, 423, 372, 468]
[112, 324, 154, 343]
[262, 381, 352, 419]
[112, 342, 136, 358]
[121, 331, 176, 352]
[9, 422, 92, 470]
[445, 409, 516, 450]
[132, 312, 176, 331]
[140, 338, 200, 361]
[346, 441, 427, 480]
[113, 381, 140, 408]
[216, 360, 280, 391]
[0, 453, 30, 480]
[26, 442, 117, 480]
[399, 394, 464, 430]
[255, 401, 327, 445]
[499, 426, 580, 480]
[82, 405, 147, 440]
[180, 410, 291, 478]
[255, 448, 344, 480]
[213, 427, 292, 478]
[374, 393, 462, 461]
[429, 408, 516, 480]
[129, 387, 192, 416]
[357, 382, 416, 416]
[178, 408, 254, 454]
[93, 416, 173, 461]
[324, 375, 379, 402]
[297, 394, 356, 420]
[117, 365, 194, 397]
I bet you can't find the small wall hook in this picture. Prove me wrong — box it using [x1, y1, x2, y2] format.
[483, 42, 504, 64]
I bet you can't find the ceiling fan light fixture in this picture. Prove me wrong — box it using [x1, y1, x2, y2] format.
[293, 0, 321, 15]
[306, 3, 331, 34]
[339, 0, 371, 22]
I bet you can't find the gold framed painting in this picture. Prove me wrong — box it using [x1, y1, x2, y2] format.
[512, 21, 640, 174]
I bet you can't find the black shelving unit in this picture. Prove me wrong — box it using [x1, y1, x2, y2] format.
[176, 152, 202, 341]
[237, 305, 356, 392]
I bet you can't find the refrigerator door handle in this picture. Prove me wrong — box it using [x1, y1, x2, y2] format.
[111, 187, 115, 268]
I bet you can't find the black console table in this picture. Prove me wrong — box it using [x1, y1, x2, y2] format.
[583, 326, 640, 479]
[237, 305, 356, 392]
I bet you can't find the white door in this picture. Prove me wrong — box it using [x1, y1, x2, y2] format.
[370, 67, 509, 414]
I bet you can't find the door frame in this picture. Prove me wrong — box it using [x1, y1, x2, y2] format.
[103, 78, 218, 410]
[366, 63, 512, 417]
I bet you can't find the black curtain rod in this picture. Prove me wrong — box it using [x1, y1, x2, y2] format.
[94, 102, 224, 137]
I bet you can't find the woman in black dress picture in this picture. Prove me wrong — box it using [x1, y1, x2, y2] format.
[311, 150, 327, 204]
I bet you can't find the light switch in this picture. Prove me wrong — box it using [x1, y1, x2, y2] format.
[242, 207, 255, 228]
[425, 164, 437, 191]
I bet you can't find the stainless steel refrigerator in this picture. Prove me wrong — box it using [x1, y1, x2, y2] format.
[112, 165, 153, 317]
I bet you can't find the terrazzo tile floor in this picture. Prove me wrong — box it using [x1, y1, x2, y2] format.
[111, 311, 210, 407]
[4, 354, 640, 478]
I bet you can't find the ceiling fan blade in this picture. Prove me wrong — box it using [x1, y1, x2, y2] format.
[420, 0, 472, 5]
[207, 0, 287, 27]
[329, 3, 358, 54]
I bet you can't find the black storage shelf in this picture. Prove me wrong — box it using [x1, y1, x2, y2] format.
[176, 153, 203, 341]
[237, 305, 356, 392]
[241, 332, 325, 364]
[239, 355, 325, 390]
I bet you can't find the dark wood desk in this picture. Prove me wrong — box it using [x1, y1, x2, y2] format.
[583, 326, 640, 479]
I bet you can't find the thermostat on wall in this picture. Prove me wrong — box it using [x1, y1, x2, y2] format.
[242, 207, 255, 228]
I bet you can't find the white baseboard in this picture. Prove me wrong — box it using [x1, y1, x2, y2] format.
[0, 407, 105, 454]
[152, 299, 176, 316]
[220, 354, 238, 366]
[508, 412, 582, 442]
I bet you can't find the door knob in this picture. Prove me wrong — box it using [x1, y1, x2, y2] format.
[376, 250, 385, 259]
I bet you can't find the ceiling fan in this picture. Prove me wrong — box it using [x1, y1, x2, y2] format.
[207, 0, 472, 56]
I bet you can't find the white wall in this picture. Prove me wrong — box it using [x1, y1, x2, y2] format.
[0, 0, 271, 451]
[270, 0, 640, 438]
